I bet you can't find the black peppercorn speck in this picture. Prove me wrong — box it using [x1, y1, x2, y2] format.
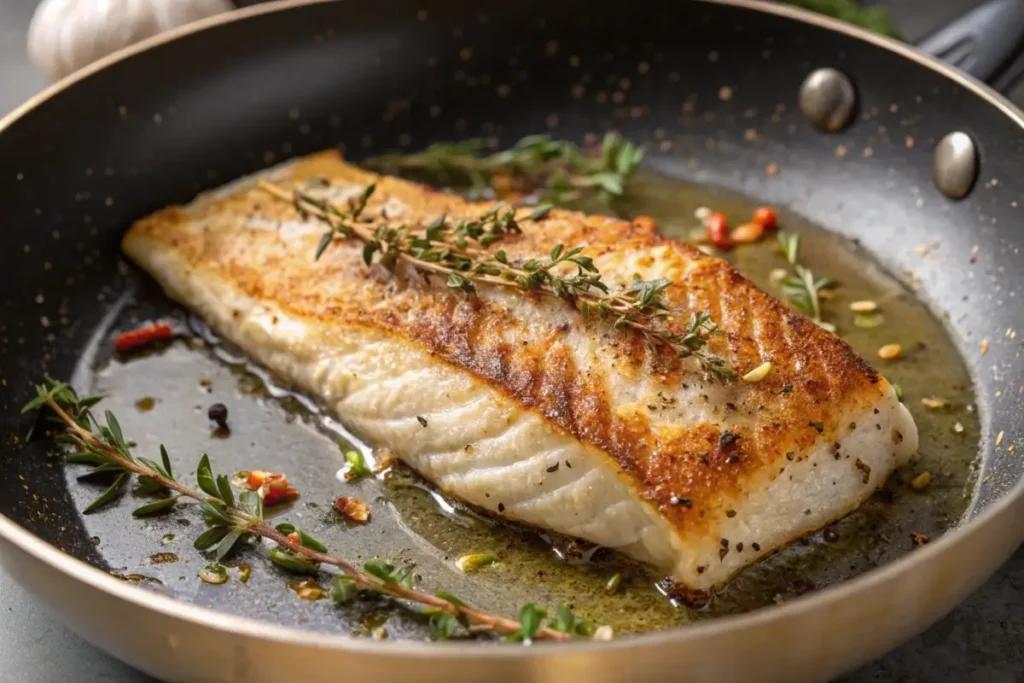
[208, 403, 229, 428]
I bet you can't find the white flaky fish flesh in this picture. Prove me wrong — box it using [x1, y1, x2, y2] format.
[123, 150, 918, 596]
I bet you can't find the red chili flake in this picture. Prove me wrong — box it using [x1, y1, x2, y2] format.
[263, 473, 299, 506]
[245, 470, 267, 490]
[245, 470, 298, 505]
[705, 212, 733, 251]
[910, 532, 931, 548]
[113, 322, 173, 352]
[752, 206, 778, 231]
[334, 496, 370, 523]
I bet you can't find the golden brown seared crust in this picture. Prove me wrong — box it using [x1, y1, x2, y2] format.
[126, 150, 888, 538]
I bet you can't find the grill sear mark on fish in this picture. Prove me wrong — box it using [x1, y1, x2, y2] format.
[122, 151, 918, 595]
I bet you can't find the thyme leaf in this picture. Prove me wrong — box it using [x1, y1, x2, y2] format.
[269, 548, 321, 575]
[429, 612, 460, 641]
[194, 526, 230, 551]
[132, 495, 180, 517]
[215, 474, 235, 508]
[331, 575, 358, 604]
[549, 605, 596, 638]
[362, 133, 643, 206]
[65, 451, 109, 466]
[214, 528, 244, 561]
[82, 471, 129, 514]
[436, 591, 468, 608]
[776, 231, 835, 330]
[26, 383, 596, 643]
[258, 181, 733, 381]
[297, 529, 327, 553]
[508, 604, 547, 642]
[343, 450, 373, 479]
[363, 559, 415, 588]
[196, 454, 219, 498]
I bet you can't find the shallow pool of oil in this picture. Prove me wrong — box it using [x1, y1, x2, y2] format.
[66, 170, 980, 639]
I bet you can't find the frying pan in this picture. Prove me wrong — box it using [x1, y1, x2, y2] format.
[0, 0, 1022, 681]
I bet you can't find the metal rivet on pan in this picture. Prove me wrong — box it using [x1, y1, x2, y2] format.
[799, 68, 856, 132]
[933, 132, 978, 199]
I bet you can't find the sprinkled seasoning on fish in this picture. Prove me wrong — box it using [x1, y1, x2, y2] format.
[122, 150, 918, 596]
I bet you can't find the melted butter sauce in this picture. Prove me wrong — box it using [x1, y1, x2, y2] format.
[616, 173, 979, 616]
[72, 170, 979, 636]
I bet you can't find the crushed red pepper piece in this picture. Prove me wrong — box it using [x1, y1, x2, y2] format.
[705, 212, 733, 251]
[334, 496, 370, 523]
[245, 469, 299, 505]
[113, 322, 173, 352]
[752, 206, 778, 231]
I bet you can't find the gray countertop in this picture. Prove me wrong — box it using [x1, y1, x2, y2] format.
[0, 1, 1021, 680]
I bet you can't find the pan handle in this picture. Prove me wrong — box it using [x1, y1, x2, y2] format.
[916, 0, 1024, 92]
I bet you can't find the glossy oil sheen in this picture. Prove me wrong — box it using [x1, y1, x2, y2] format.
[61, 170, 979, 636]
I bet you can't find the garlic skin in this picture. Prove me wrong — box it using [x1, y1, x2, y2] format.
[28, 0, 235, 81]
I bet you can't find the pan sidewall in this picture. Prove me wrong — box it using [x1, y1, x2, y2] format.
[2, 493, 1022, 682]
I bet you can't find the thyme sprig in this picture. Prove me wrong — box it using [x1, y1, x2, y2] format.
[362, 132, 644, 204]
[258, 181, 733, 380]
[24, 379, 595, 643]
[776, 232, 836, 332]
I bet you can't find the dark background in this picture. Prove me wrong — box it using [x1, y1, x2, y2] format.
[0, 0, 1020, 680]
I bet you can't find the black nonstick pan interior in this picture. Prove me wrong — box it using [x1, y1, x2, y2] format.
[0, 0, 1021, 644]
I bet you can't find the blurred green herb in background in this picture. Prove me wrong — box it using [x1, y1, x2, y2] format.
[782, 0, 902, 38]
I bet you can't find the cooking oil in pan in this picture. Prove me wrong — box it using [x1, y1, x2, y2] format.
[66, 172, 980, 637]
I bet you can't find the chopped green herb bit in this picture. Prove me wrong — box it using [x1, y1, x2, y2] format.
[344, 450, 373, 479]
[429, 612, 460, 641]
[132, 494, 180, 517]
[456, 553, 498, 573]
[549, 605, 596, 638]
[269, 548, 321, 575]
[198, 563, 228, 585]
[331, 575, 358, 604]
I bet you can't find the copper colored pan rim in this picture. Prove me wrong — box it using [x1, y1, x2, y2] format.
[1, 481, 1022, 657]
[0, 0, 1022, 660]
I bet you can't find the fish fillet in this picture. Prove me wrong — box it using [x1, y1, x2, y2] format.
[122, 150, 918, 595]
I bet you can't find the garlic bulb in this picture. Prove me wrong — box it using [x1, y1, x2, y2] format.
[28, 0, 235, 81]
